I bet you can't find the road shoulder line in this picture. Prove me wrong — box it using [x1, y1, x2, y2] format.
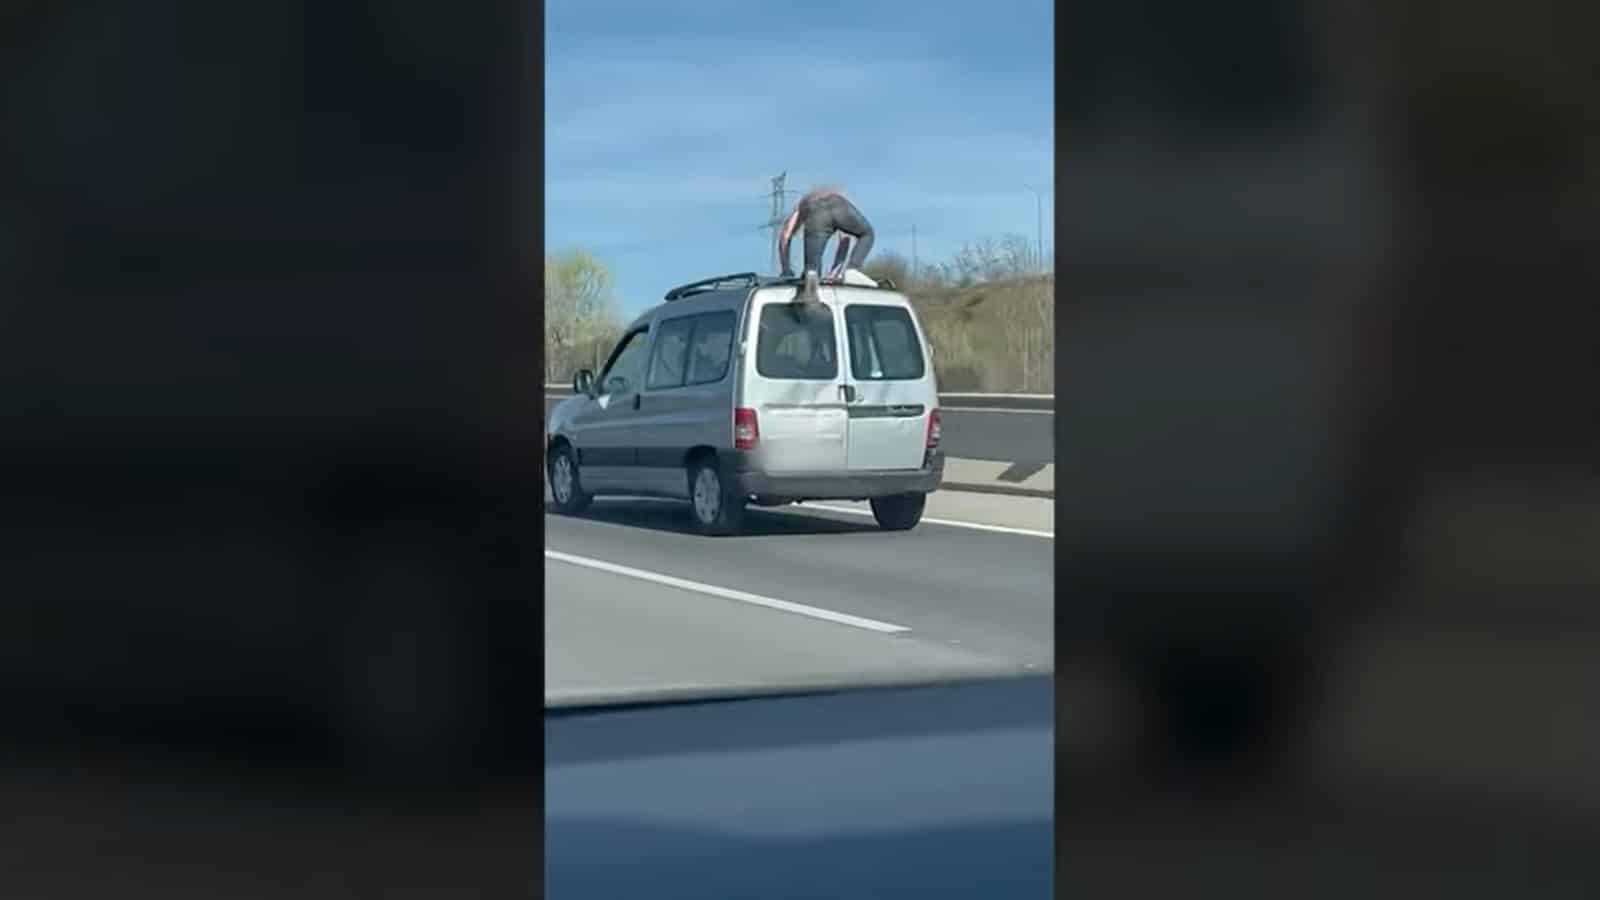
[796, 504, 1055, 539]
[544, 549, 912, 633]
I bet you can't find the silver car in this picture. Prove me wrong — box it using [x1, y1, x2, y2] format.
[545, 272, 945, 534]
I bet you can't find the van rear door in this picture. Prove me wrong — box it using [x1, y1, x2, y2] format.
[744, 290, 848, 473]
[838, 292, 934, 471]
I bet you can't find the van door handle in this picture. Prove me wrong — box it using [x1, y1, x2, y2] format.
[840, 385, 857, 403]
[633, 394, 642, 410]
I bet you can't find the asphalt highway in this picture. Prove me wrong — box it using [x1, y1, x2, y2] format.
[544, 493, 1054, 705]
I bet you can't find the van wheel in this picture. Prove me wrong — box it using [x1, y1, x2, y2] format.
[688, 457, 745, 535]
[870, 493, 927, 531]
[547, 443, 592, 514]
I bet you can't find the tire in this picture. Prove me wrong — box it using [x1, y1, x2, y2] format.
[547, 442, 592, 515]
[870, 492, 927, 531]
[687, 456, 746, 536]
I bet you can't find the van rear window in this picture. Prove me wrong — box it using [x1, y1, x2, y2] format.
[845, 305, 925, 381]
[756, 305, 837, 380]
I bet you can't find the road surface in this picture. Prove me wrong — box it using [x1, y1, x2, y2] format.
[544, 492, 1054, 704]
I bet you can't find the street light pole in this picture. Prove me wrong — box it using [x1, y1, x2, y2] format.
[1023, 185, 1044, 274]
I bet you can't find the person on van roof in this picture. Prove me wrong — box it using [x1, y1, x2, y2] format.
[776, 186, 876, 305]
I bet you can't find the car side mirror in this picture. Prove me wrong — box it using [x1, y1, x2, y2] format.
[573, 369, 595, 395]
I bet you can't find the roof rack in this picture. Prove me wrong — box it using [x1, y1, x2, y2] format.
[663, 272, 764, 302]
[662, 271, 901, 303]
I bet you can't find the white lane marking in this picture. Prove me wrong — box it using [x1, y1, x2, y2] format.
[940, 406, 1053, 415]
[795, 504, 1055, 540]
[544, 549, 911, 634]
[543, 495, 1053, 539]
[938, 392, 1053, 400]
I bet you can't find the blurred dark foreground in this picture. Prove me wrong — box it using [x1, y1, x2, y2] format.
[3, 1, 542, 895]
[1054, 0, 1599, 894]
[2, 0, 1597, 896]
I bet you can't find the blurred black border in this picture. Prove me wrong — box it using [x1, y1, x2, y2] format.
[1053, 0, 1598, 894]
[3, 0, 545, 896]
[5, 0, 1597, 896]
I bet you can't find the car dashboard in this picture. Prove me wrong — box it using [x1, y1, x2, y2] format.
[545, 675, 1053, 899]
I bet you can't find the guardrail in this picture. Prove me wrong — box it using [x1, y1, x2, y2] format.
[935, 393, 1053, 412]
[543, 385, 1054, 413]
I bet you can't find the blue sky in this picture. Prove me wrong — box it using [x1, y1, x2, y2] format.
[546, 0, 1054, 314]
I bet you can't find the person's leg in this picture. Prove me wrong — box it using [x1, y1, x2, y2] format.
[795, 192, 861, 303]
[824, 199, 875, 271]
[776, 208, 801, 276]
[791, 221, 828, 305]
[845, 225, 874, 270]
[802, 227, 829, 278]
[828, 236, 852, 280]
[798, 195, 846, 274]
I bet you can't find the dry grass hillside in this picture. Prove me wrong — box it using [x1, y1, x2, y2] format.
[545, 246, 1055, 394]
[898, 274, 1055, 393]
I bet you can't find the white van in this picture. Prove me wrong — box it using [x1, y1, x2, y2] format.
[545, 272, 944, 534]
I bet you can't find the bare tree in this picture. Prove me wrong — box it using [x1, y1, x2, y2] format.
[952, 242, 987, 286]
[999, 233, 1034, 277]
[545, 249, 620, 383]
[978, 237, 1008, 280]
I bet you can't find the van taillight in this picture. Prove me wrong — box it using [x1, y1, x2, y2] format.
[734, 407, 759, 449]
[926, 408, 941, 448]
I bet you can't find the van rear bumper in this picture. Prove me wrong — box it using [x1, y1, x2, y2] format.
[727, 451, 945, 501]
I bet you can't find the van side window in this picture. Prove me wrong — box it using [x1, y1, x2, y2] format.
[685, 311, 735, 385]
[599, 328, 649, 395]
[756, 305, 837, 380]
[844, 305, 925, 380]
[646, 316, 693, 390]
